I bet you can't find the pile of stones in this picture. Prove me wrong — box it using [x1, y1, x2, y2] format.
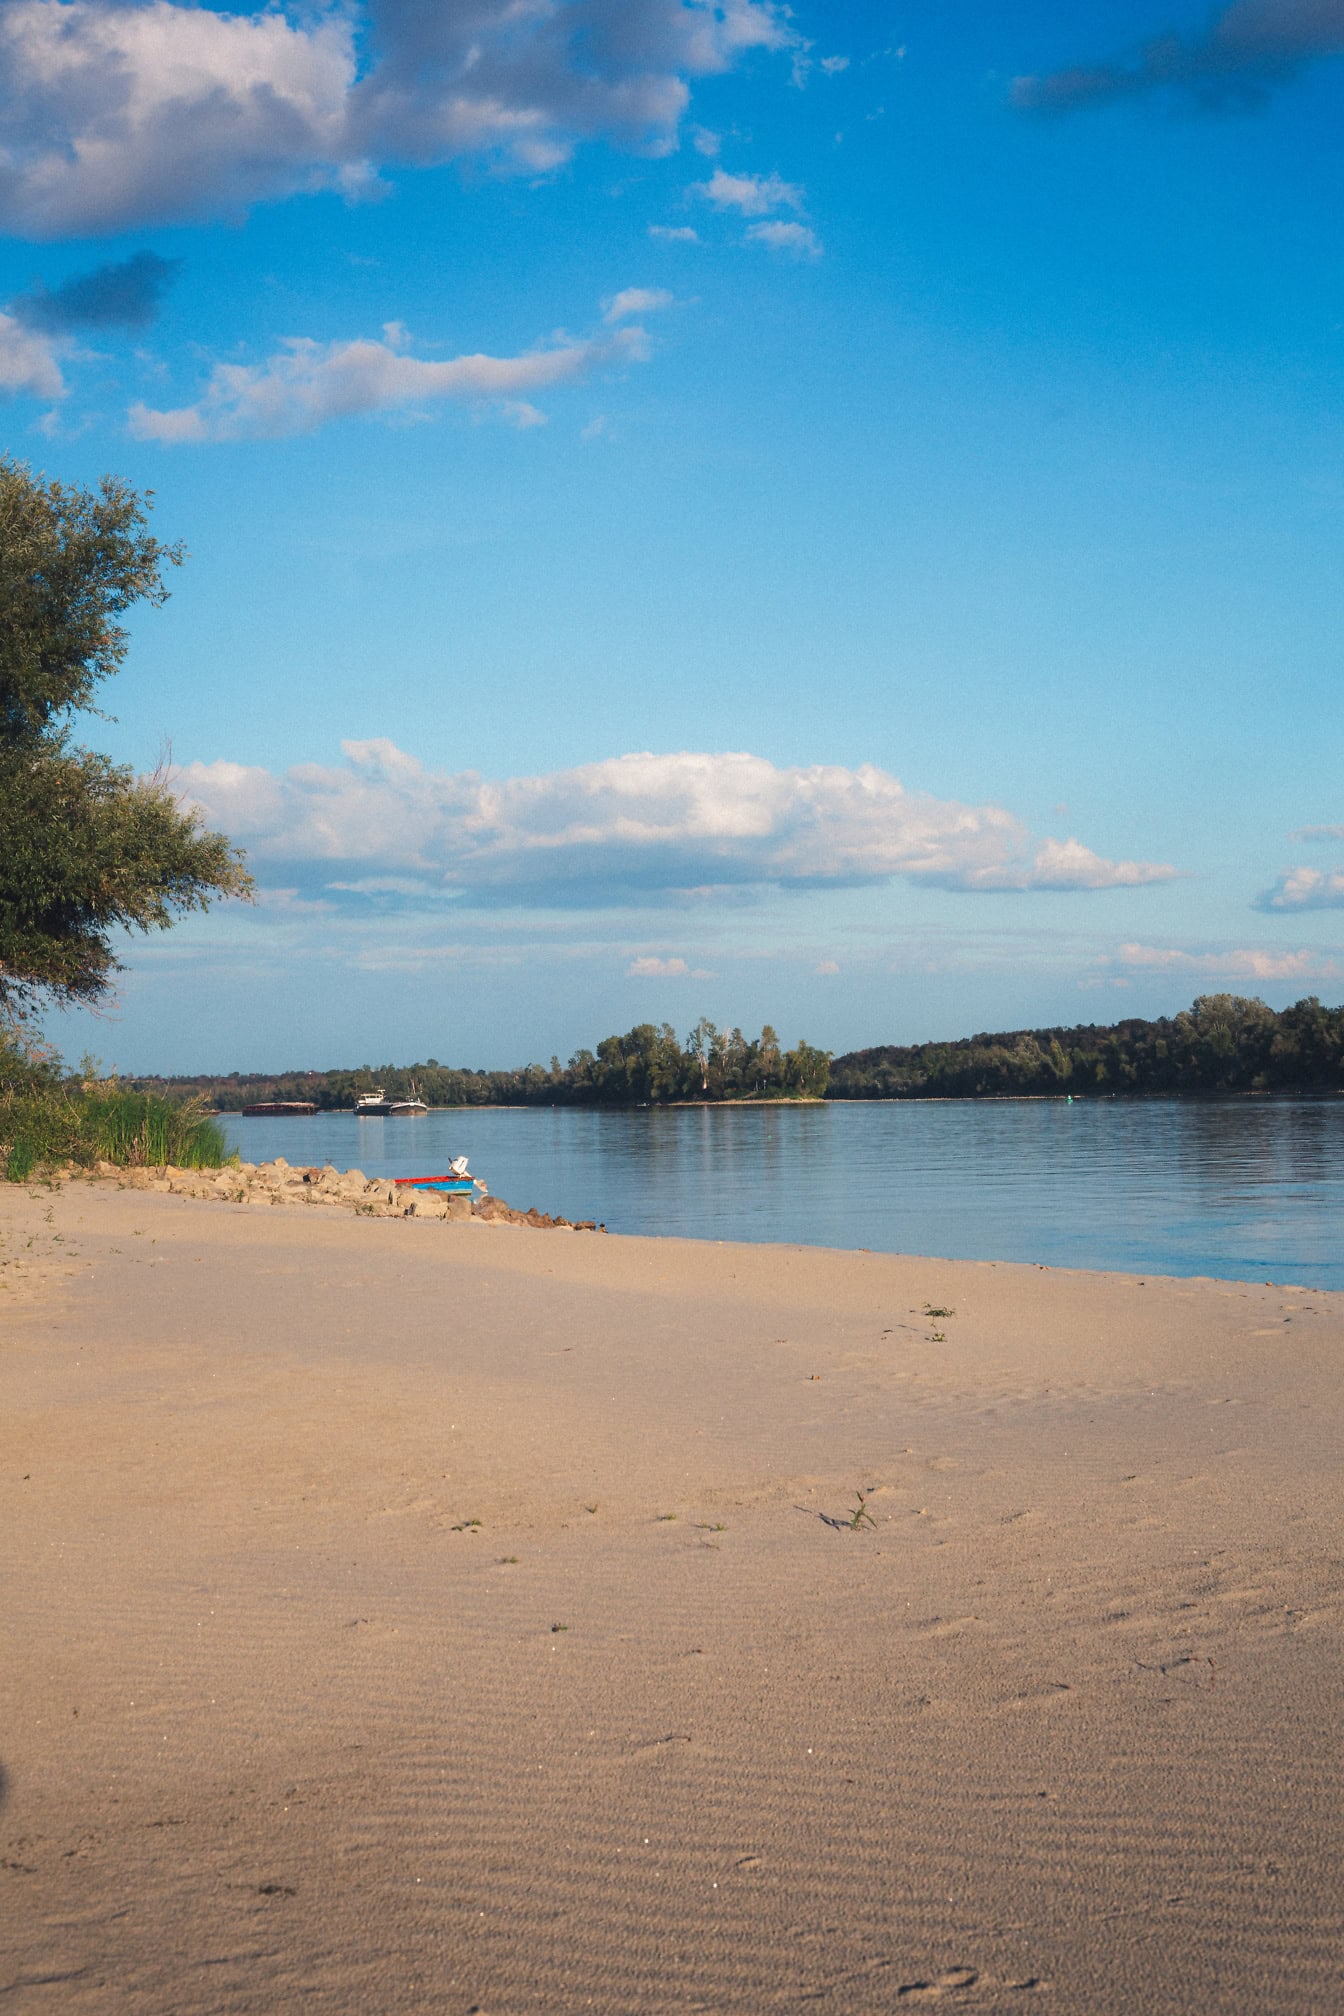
[91, 1157, 604, 1231]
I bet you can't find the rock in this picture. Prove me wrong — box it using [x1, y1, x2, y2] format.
[406, 1192, 448, 1218]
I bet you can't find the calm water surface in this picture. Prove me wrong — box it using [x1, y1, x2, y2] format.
[220, 1098, 1344, 1287]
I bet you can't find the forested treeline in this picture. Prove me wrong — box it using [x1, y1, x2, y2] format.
[130, 1020, 832, 1110]
[127, 996, 1344, 1113]
[828, 994, 1344, 1099]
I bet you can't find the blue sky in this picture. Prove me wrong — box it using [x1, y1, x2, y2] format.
[5, 0, 1344, 1072]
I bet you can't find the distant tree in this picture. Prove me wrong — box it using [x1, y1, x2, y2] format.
[686, 1017, 719, 1094]
[0, 458, 251, 1027]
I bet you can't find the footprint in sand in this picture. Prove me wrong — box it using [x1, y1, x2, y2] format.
[898, 1969, 1042, 2001]
[897, 1967, 980, 1999]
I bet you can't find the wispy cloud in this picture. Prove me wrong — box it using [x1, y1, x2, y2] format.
[0, 0, 799, 238]
[694, 167, 805, 215]
[0, 310, 64, 399]
[1110, 941, 1340, 981]
[628, 955, 690, 977]
[128, 312, 651, 443]
[745, 220, 822, 258]
[1013, 1, 1344, 115]
[603, 287, 674, 324]
[649, 224, 700, 243]
[12, 251, 181, 332]
[176, 741, 1178, 907]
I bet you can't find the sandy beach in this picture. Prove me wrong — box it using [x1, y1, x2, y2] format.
[2, 1180, 1341, 2014]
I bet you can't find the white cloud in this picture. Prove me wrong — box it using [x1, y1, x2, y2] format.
[0, 0, 359, 237]
[820, 56, 850, 76]
[1020, 836, 1173, 892]
[1112, 942, 1340, 982]
[603, 286, 674, 323]
[649, 224, 700, 243]
[0, 0, 799, 237]
[628, 955, 690, 977]
[0, 309, 64, 398]
[1289, 823, 1344, 843]
[690, 125, 721, 156]
[177, 741, 1178, 906]
[694, 167, 804, 215]
[1258, 865, 1344, 911]
[128, 315, 649, 442]
[814, 959, 841, 975]
[745, 219, 822, 258]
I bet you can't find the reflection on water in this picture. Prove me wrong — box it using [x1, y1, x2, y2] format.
[220, 1097, 1344, 1287]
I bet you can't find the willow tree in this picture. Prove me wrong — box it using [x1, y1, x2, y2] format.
[0, 457, 252, 1028]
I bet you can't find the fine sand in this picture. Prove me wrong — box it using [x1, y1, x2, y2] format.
[2, 1181, 1341, 2014]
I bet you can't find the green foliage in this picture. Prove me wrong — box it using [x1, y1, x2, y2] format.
[124, 1021, 832, 1111]
[828, 994, 1344, 1100]
[0, 456, 252, 1024]
[1, 1033, 226, 1180]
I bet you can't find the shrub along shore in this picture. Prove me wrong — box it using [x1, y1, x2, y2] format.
[1, 1041, 227, 1183]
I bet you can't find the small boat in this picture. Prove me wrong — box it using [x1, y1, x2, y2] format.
[354, 1086, 428, 1117]
[241, 1099, 317, 1116]
[393, 1156, 485, 1198]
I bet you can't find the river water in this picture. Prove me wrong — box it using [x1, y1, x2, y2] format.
[218, 1097, 1344, 1287]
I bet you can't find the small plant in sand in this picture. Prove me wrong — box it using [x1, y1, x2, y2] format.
[451, 1518, 483, 1532]
[922, 1305, 955, 1319]
[847, 1491, 876, 1531]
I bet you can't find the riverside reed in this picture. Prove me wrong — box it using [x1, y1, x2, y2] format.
[1, 1038, 227, 1182]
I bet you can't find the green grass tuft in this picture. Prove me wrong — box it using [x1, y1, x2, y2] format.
[2, 1038, 227, 1181]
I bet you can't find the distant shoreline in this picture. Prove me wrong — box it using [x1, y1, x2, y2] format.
[213, 1085, 1344, 1117]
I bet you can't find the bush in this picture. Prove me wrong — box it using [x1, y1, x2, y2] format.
[1, 1037, 228, 1180]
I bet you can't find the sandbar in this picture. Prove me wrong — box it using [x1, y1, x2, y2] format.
[2, 1181, 1341, 2012]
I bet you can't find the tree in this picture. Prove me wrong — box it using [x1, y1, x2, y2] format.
[0, 458, 251, 1026]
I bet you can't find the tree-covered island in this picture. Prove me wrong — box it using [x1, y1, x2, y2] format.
[126, 994, 1344, 1113]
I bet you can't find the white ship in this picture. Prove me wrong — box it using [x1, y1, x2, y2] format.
[353, 1085, 429, 1117]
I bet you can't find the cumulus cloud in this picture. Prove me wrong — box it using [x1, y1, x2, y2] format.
[694, 166, 804, 214]
[0, 0, 360, 237]
[1013, 0, 1344, 115]
[0, 0, 798, 238]
[128, 315, 650, 442]
[0, 310, 64, 399]
[628, 955, 690, 976]
[745, 219, 822, 258]
[175, 741, 1178, 906]
[12, 250, 181, 331]
[1257, 865, 1344, 910]
[1112, 941, 1340, 981]
[603, 286, 674, 323]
